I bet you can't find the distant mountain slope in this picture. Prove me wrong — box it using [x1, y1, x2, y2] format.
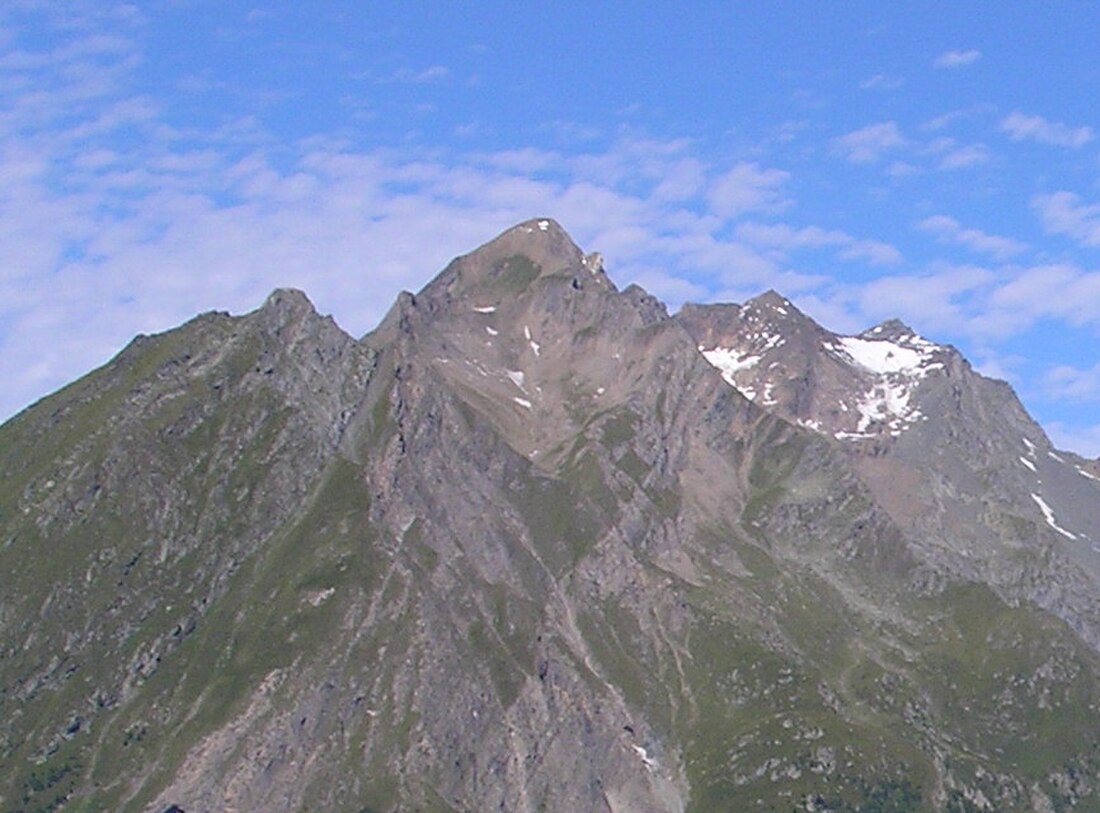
[679, 294, 1100, 648]
[4, 220, 1100, 812]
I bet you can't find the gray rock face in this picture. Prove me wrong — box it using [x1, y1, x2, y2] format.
[677, 292, 1100, 649]
[4, 219, 1100, 812]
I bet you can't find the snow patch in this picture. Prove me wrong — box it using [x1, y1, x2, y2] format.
[485, 326, 498, 336]
[506, 370, 526, 391]
[537, 219, 549, 231]
[823, 333, 944, 440]
[702, 347, 762, 379]
[632, 744, 657, 772]
[761, 381, 777, 406]
[1031, 493, 1077, 540]
[306, 587, 335, 606]
[853, 380, 922, 435]
[702, 347, 772, 402]
[473, 305, 496, 314]
[530, 341, 541, 356]
[834, 336, 935, 375]
[1078, 467, 1099, 481]
[513, 397, 532, 410]
[835, 430, 873, 440]
[759, 332, 785, 351]
[464, 359, 490, 377]
[1019, 456, 1037, 472]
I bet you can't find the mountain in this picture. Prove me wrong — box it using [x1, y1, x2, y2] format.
[4, 219, 1100, 813]
[679, 294, 1100, 644]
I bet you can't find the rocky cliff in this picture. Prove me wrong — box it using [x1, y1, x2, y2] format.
[4, 220, 1100, 813]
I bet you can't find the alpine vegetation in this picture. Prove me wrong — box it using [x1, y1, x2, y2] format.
[4, 220, 1100, 813]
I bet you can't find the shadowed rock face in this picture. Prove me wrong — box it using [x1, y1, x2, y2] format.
[4, 219, 1100, 813]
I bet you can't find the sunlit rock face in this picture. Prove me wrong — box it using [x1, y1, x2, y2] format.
[5, 220, 1100, 813]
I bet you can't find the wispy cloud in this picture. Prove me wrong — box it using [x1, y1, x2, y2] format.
[2, 4, 1099, 457]
[860, 74, 902, 91]
[981, 263, 1100, 336]
[854, 264, 995, 333]
[1000, 111, 1095, 148]
[832, 121, 906, 163]
[918, 214, 1026, 259]
[923, 136, 991, 170]
[706, 162, 790, 218]
[1046, 422, 1100, 459]
[1032, 192, 1100, 246]
[921, 104, 998, 133]
[933, 49, 982, 69]
[735, 222, 901, 265]
[364, 65, 452, 84]
[886, 161, 918, 178]
[0, 86, 835, 422]
[938, 144, 989, 169]
[1045, 362, 1100, 402]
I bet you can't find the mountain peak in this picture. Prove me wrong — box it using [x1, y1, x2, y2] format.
[860, 317, 920, 343]
[258, 287, 322, 330]
[745, 289, 794, 311]
[263, 287, 314, 312]
[483, 217, 584, 266]
[10, 222, 1100, 813]
[417, 218, 613, 309]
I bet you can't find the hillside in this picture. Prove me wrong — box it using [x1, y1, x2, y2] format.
[3, 220, 1100, 813]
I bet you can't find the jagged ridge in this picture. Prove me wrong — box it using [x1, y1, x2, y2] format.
[4, 220, 1100, 812]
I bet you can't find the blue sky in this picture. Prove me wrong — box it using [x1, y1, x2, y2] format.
[3, 2, 1100, 455]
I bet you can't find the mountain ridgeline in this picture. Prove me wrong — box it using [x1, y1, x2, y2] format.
[3, 219, 1100, 813]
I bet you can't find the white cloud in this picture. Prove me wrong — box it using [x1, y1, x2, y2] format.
[706, 162, 790, 218]
[2, 3, 1098, 458]
[1045, 362, 1100, 402]
[922, 108, 972, 131]
[938, 143, 990, 169]
[650, 158, 706, 202]
[933, 49, 982, 69]
[839, 240, 903, 265]
[1046, 422, 1100, 458]
[1000, 111, 1094, 148]
[785, 292, 866, 336]
[735, 222, 902, 265]
[479, 147, 560, 173]
[854, 264, 996, 333]
[923, 136, 991, 170]
[917, 214, 1027, 259]
[377, 65, 451, 84]
[886, 161, 918, 177]
[920, 105, 998, 132]
[832, 121, 906, 163]
[0, 70, 840, 424]
[860, 74, 902, 91]
[736, 222, 848, 251]
[978, 263, 1100, 336]
[1032, 191, 1100, 246]
[971, 351, 1023, 385]
[654, 230, 779, 283]
[622, 265, 710, 312]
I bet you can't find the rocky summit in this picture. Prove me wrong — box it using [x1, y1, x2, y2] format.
[4, 219, 1100, 813]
